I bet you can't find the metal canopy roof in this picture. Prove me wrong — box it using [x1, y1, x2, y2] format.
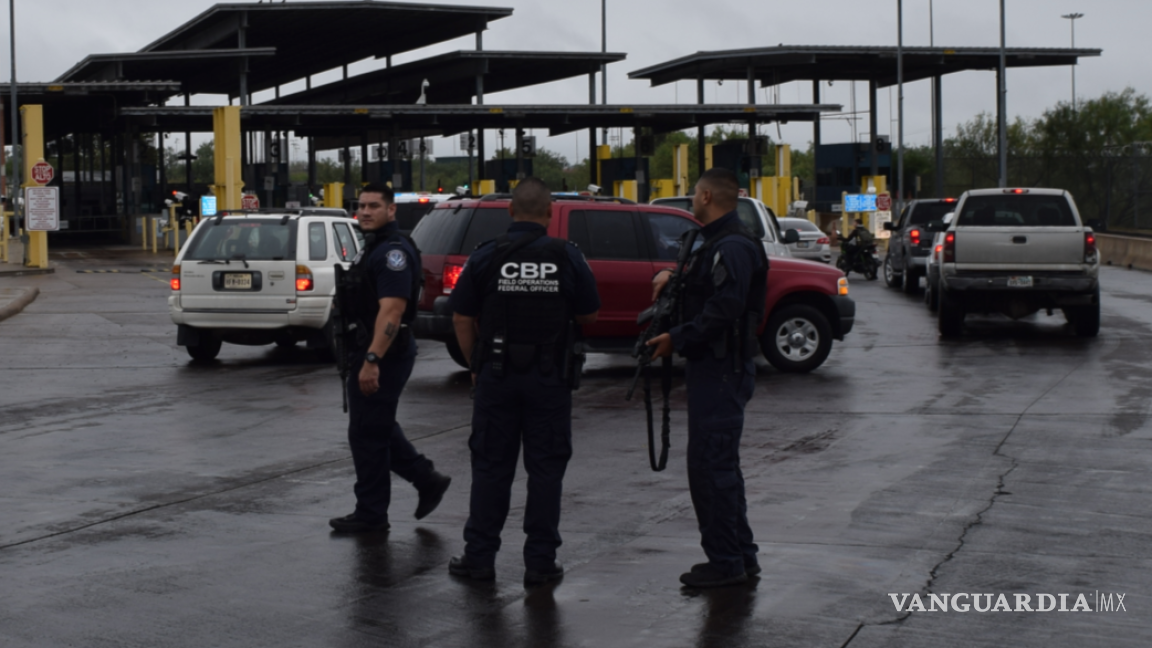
[135, 1, 513, 95]
[55, 48, 277, 95]
[265, 50, 627, 106]
[0, 81, 183, 141]
[118, 103, 840, 148]
[630, 45, 1103, 88]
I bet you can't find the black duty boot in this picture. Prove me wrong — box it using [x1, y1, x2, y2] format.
[415, 472, 452, 520]
[679, 563, 748, 588]
[692, 561, 761, 577]
[329, 513, 390, 534]
[449, 555, 495, 581]
[524, 561, 564, 586]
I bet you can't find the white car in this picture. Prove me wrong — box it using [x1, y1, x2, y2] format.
[779, 217, 832, 263]
[649, 196, 798, 257]
[168, 209, 361, 361]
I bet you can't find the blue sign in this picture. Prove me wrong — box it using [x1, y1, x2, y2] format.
[845, 194, 877, 213]
[200, 195, 217, 217]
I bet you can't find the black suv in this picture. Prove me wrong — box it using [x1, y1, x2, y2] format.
[882, 198, 957, 293]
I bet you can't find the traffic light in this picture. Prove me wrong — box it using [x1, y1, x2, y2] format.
[875, 135, 891, 154]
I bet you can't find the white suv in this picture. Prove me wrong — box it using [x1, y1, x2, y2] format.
[168, 209, 361, 361]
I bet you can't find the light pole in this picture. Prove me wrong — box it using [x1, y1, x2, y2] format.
[1062, 12, 1083, 111]
[997, 0, 1007, 188]
[9, 0, 19, 233]
[897, 0, 905, 213]
[600, 0, 607, 144]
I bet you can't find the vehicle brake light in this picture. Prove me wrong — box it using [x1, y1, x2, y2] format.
[419, 197, 430, 204]
[816, 237, 830, 245]
[170, 264, 181, 291]
[943, 197, 957, 203]
[1004, 188, 1029, 195]
[934, 243, 943, 260]
[838, 277, 849, 296]
[910, 228, 921, 245]
[295, 264, 314, 292]
[943, 232, 956, 263]
[442, 263, 464, 294]
[1085, 231, 1098, 264]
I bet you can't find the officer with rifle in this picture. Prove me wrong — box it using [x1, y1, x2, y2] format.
[329, 183, 452, 533]
[646, 168, 768, 588]
[447, 177, 600, 585]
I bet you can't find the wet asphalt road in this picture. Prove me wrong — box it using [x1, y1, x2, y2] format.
[1, 246, 1151, 647]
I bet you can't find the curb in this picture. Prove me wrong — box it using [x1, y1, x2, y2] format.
[0, 267, 55, 278]
[0, 286, 40, 323]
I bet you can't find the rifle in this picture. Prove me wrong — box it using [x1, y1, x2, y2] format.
[626, 229, 698, 472]
[331, 264, 362, 413]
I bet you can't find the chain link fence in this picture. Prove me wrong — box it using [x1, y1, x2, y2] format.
[943, 144, 1152, 233]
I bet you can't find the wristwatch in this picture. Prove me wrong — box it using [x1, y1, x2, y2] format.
[364, 352, 382, 364]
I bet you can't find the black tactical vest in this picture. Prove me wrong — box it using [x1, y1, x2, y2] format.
[679, 219, 769, 362]
[337, 229, 422, 349]
[477, 231, 573, 374]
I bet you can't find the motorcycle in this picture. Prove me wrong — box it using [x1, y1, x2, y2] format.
[837, 238, 880, 280]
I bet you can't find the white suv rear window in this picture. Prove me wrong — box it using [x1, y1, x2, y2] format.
[185, 219, 296, 261]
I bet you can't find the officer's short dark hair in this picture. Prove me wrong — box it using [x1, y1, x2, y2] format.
[511, 177, 551, 219]
[698, 167, 739, 209]
[359, 182, 395, 204]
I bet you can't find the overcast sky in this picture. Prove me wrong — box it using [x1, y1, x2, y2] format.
[5, 0, 1147, 164]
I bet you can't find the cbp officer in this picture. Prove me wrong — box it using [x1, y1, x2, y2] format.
[647, 167, 768, 588]
[447, 177, 600, 585]
[329, 182, 452, 533]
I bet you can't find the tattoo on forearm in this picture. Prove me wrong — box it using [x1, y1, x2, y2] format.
[384, 322, 397, 339]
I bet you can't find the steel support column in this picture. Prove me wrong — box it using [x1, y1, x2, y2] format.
[869, 80, 879, 177]
[697, 77, 706, 180]
[813, 79, 821, 208]
[934, 75, 943, 197]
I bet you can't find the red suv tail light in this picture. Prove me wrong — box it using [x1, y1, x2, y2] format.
[442, 263, 464, 294]
[1084, 231, 1098, 263]
[909, 228, 921, 245]
[943, 232, 956, 263]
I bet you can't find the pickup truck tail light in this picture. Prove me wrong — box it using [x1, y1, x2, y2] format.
[170, 265, 181, 291]
[442, 263, 464, 294]
[295, 265, 314, 292]
[909, 229, 921, 245]
[817, 236, 830, 245]
[1085, 232, 1098, 264]
[943, 232, 956, 263]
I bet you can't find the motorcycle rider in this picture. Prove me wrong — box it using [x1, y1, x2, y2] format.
[839, 218, 876, 276]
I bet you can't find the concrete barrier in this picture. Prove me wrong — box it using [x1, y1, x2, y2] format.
[1097, 233, 1152, 272]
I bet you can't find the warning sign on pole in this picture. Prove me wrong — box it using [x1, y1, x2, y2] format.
[876, 192, 892, 212]
[26, 186, 60, 231]
[31, 160, 55, 185]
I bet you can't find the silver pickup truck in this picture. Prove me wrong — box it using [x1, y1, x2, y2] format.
[931, 188, 1100, 337]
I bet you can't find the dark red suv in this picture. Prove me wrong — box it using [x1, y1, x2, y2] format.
[410, 195, 855, 373]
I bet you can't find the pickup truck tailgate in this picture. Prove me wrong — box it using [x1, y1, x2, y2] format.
[954, 227, 1084, 266]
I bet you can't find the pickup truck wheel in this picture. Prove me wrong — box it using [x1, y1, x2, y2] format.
[445, 338, 470, 369]
[1067, 290, 1101, 338]
[902, 266, 920, 294]
[762, 304, 833, 373]
[883, 254, 902, 288]
[925, 278, 940, 312]
[186, 334, 223, 361]
[938, 290, 964, 338]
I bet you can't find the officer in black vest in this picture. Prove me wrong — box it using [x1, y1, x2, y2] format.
[329, 183, 451, 533]
[446, 177, 600, 585]
[647, 168, 768, 588]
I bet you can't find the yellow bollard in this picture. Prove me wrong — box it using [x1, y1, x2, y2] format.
[141, 216, 148, 251]
[152, 217, 159, 255]
[0, 211, 8, 263]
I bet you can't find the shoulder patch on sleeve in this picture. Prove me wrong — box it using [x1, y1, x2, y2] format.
[385, 248, 408, 271]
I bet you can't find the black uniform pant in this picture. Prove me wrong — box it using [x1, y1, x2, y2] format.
[346, 344, 434, 524]
[463, 366, 573, 570]
[685, 354, 759, 578]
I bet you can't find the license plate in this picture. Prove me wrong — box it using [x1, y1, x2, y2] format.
[796, 241, 810, 248]
[223, 273, 253, 290]
[1007, 276, 1033, 288]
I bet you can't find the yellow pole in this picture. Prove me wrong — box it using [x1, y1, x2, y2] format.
[212, 107, 244, 210]
[673, 144, 689, 196]
[704, 144, 713, 172]
[21, 105, 49, 269]
[141, 216, 148, 250]
[1, 211, 8, 262]
[152, 217, 158, 255]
